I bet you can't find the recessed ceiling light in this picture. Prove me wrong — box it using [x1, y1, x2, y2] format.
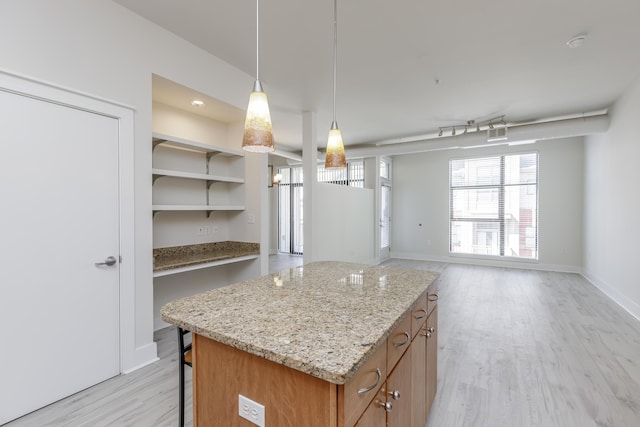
[191, 100, 205, 107]
[566, 34, 587, 48]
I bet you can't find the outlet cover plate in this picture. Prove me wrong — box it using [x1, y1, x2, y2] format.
[238, 394, 265, 427]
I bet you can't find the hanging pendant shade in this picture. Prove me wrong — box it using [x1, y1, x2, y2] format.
[325, 121, 346, 169]
[242, 79, 274, 152]
[325, 0, 346, 169]
[242, 0, 274, 153]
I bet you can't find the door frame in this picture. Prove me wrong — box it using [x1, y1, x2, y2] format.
[0, 69, 136, 373]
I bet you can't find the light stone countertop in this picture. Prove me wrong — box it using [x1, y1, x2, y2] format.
[161, 261, 439, 384]
[153, 241, 259, 272]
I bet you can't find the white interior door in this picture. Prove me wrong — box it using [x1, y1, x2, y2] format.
[0, 87, 120, 423]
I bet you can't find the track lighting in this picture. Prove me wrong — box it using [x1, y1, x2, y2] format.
[436, 115, 507, 137]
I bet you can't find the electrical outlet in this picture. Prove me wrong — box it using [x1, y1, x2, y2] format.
[204, 226, 210, 235]
[197, 226, 204, 236]
[238, 394, 265, 427]
[247, 213, 256, 224]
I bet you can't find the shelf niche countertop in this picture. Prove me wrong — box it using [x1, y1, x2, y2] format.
[153, 241, 260, 273]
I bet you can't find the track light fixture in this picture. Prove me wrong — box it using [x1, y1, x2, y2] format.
[436, 115, 507, 137]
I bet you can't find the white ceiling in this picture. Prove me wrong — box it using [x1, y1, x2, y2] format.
[116, 0, 640, 152]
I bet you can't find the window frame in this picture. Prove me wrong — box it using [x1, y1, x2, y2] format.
[448, 151, 539, 262]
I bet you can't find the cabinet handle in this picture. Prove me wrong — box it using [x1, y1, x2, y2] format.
[428, 327, 435, 333]
[420, 329, 432, 338]
[379, 401, 393, 412]
[388, 389, 401, 400]
[428, 293, 439, 302]
[357, 368, 381, 395]
[392, 332, 410, 348]
[413, 309, 427, 320]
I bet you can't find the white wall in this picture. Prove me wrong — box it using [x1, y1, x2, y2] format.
[312, 183, 375, 264]
[391, 137, 585, 272]
[0, 0, 256, 371]
[584, 77, 640, 321]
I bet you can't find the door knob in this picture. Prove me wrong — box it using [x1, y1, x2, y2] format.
[95, 256, 117, 267]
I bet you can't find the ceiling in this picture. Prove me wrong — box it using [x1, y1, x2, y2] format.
[116, 0, 640, 152]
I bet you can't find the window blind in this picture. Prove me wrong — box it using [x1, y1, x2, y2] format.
[450, 153, 538, 259]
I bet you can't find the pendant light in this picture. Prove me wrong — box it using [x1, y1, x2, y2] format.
[324, 0, 347, 169]
[242, 0, 275, 153]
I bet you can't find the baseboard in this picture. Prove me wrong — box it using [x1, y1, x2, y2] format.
[122, 342, 159, 374]
[389, 252, 582, 273]
[154, 316, 170, 332]
[582, 270, 640, 322]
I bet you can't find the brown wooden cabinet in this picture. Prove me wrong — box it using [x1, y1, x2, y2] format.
[385, 347, 413, 426]
[410, 328, 427, 427]
[354, 388, 386, 427]
[191, 286, 439, 427]
[426, 304, 438, 416]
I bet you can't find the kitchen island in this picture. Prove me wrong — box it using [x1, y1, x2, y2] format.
[161, 261, 439, 426]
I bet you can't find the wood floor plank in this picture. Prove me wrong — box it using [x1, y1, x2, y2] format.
[4, 260, 640, 427]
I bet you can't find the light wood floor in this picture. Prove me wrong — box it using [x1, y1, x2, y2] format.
[5, 260, 640, 427]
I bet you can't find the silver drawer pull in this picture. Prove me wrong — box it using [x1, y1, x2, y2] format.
[379, 401, 393, 412]
[428, 293, 439, 302]
[388, 389, 401, 400]
[413, 309, 427, 320]
[428, 327, 435, 333]
[357, 368, 381, 395]
[392, 332, 410, 348]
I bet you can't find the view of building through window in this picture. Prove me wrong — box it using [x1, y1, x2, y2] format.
[449, 153, 538, 259]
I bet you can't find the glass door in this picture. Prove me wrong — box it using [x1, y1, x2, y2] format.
[380, 183, 391, 259]
[380, 158, 392, 260]
[278, 167, 304, 255]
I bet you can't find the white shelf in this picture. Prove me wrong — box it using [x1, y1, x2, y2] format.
[152, 132, 244, 157]
[152, 168, 244, 184]
[153, 204, 245, 211]
[153, 254, 259, 278]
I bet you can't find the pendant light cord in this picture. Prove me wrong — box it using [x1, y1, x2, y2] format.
[332, 0, 338, 123]
[256, 0, 260, 81]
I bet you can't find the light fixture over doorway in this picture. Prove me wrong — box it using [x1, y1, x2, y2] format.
[242, 0, 275, 153]
[324, 0, 347, 169]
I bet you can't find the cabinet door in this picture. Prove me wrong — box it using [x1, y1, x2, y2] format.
[411, 330, 427, 427]
[386, 348, 412, 427]
[426, 305, 438, 417]
[354, 389, 386, 427]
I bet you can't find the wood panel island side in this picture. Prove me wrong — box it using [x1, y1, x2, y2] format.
[161, 261, 439, 427]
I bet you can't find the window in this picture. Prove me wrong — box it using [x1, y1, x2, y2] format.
[317, 160, 364, 187]
[449, 153, 538, 259]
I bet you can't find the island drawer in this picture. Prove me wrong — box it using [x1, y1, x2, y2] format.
[410, 292, 428, 338]
[427, 281, 439, 315]
[387, 312, 412, 372]
[341, 342, 387, 427]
